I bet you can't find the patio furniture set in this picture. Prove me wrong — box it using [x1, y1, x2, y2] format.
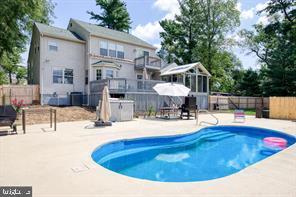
[157, 96, 198, 120]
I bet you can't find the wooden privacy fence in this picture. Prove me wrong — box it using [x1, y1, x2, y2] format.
[270, 97, 296, 120]
[0, 85, 40, 105]
[209, 96, 269, 110]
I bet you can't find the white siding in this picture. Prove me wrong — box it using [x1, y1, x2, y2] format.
[39, 36, 85, 95]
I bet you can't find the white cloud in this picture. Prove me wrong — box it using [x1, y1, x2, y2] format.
[131, 21, 163, 42]
[153, 0, 179, 13]
[132, 0, 180, 42]
[153, 44, 161, 50]
[236, 2, 242, 12]
[236, 2, 254, 20]
[241, 9, 254, 20]
[257, 15, 269, 25]
[255, 2, 268, 12]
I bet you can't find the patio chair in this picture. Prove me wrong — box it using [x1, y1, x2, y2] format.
[0, 105, 17, 133]
[180, 96, 198, 120]
[234, 109, 245, 123]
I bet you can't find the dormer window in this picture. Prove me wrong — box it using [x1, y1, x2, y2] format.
[100, 41, 108, 56]
[108, 43, 116, 58]
[48, 41, 58, 51]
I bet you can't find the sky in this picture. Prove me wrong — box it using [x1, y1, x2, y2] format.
[22, 0, 270, 69]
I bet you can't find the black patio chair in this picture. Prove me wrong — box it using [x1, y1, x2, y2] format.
[0, 105, 17, 133]
[180, 97, 198, 120]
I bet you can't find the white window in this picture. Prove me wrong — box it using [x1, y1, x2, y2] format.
[116, 45, 124, 59]
[53, 69, 63, 84]
[48, 42, 58, 51]
[100, 41, 108, 56]
[53, 68, 73, 84]
[64, 69, 73, 84]
[108, 43, 116, 58]
[106, 70, 114, 79]
[96, 69, 102, 80]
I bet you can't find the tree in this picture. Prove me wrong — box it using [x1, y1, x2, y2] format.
[88, 0, 132, 32]
[16, 66, 27, 84]
[0, 0, 55, 59]
[211, 51, 242, 93]
[159, 0, 240, 90]
[0, 70, 8, 85]
[239, 0, 296, 96]
[238, 69, 261, 96]
[0, 50, 20, 84]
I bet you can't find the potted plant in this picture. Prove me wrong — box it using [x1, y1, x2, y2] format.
[11, 98, 26, 116]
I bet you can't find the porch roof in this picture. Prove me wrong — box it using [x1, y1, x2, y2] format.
[91, 60, 121, 70]
[160, 62, 211, 77]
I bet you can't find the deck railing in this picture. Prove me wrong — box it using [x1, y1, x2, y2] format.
[134, 56, 161, 69]
[90, 79, 164, 93]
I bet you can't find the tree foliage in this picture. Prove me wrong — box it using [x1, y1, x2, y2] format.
[159, 0, 240, 90]
[240, 0, 296, 96]
[0, 49, 27, 85]
[88, 0, 132, 32]
[0, 0, 54, 84]
[238, 69, 261, 96]
[0, 0, 55, 59]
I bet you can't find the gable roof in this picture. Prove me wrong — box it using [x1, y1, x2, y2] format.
[161, 62, 211, 76]
[70, 19, 156, 49]
[34, 22, 85, 43]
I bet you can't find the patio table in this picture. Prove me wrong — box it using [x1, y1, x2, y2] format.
[158, 107, 179, 119]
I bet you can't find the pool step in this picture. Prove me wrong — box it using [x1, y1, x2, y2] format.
[98, 131, 236, 163]
[198, 131, 234, 141]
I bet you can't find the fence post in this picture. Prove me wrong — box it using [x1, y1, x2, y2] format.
[50, 108, 52, 128]
[54, 109, 57, 131]
[247, 98, 249, 109]
[22, 110, 26, 134]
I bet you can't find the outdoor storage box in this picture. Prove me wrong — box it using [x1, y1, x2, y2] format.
[109, 98, 134, 122]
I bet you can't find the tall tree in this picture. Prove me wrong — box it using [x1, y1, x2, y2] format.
[88, 0, 132, 32]
[240, 0, 296, 96]
[159, 0, 240, 90]
[238, 69, 261, 96]
[0, 0, 55, 59]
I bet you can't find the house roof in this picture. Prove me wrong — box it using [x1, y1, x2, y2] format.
[160, 62, 211, 76]
[34, 22, 85, 43]
[70, 19, 157, 49]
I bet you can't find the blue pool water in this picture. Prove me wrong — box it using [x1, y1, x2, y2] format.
[92, 126, 296, 182]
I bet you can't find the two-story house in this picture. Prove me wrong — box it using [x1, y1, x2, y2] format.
[28, 19, 162, 106]
[28, 19, 210, 110]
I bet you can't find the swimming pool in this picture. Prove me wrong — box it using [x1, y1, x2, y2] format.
[91, 126, 296, 182]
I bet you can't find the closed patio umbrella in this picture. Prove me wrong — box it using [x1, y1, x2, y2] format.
[99, 85, 111, 122]
[153, 83, 190, 97]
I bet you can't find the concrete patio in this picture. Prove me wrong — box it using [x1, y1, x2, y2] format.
[0, 113, 295, 197]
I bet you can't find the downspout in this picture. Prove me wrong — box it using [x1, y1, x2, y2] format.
[87, 34, 91, 106]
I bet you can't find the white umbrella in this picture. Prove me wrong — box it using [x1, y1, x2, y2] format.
[99, 85, 111, 122]
[153, 83, 191, 96]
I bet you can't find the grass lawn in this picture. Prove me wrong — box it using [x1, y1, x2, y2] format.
[223, 109, 256, 116]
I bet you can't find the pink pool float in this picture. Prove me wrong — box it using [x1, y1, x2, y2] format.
[263, 137, 287, 149]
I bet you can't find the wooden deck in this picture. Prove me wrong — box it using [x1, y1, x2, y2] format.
[134, 56, 161, 70]
[89, 79, 209, 111]
[90, 79, 164, 94]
